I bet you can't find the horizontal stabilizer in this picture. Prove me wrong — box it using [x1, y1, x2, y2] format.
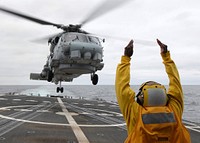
[30, 73, 47, 80]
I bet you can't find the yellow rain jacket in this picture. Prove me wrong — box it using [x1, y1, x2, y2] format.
[115, 51, 191, 143]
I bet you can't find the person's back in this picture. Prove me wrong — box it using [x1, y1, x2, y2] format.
[115, 39, 191, 143]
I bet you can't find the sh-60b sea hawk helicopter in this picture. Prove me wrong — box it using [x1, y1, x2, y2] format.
[39, 30, 104, 92]
[0, 0, 131, 93]
[32, 30, 104, 93]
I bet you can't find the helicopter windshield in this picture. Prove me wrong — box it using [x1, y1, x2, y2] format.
[62, 33, 101, 46]
[88, 36, 101, 45]
[63, 33, 88, 42]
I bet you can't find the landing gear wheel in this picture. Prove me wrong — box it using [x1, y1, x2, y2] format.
[56, 87, 64, 93]
[60, 87, 64, 93]
[56, 87, 60, 93]
[47, 70, 53, 82]
[91, 74, 98, 85]
[56, 81, 64, 93]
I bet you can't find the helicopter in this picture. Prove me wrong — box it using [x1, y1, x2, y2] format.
[0, 0, 131, 93]
[31, 30, 104, 93]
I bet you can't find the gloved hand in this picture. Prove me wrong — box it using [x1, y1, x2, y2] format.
[157, 39, 168, 54]
[124, 40, 134, 57]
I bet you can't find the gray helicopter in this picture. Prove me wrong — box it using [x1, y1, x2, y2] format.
[0, 0, 132, 93]
[35, 31, 104, 93]
[31, 31, 104, 93]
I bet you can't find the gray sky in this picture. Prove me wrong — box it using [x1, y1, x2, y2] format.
[0, 0, 199, 85]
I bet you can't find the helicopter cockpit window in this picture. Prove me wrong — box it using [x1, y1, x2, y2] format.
[63, 33, 88, 42]
[88, 36, 100, 45]
[77, 34, 88, 42]
[63, 34, 77, 42]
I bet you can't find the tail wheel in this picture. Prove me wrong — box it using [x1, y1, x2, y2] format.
[56, 87, 64, 93]
[56, 87, 60, 93]
[92, 74, 98, 85]
[60, 87, 64, 93]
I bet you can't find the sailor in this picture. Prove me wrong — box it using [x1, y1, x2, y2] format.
[115, 39, 191, 143]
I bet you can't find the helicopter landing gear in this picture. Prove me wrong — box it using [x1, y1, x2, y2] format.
[91, 73, 98, 85]
[56, 87, 64, 93]
[47, 70, 54, 82]
[56, 81, 64, 93]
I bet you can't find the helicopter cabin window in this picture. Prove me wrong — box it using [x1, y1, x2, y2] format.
[63, 33, 88, 42]
[88, 36, 100, 45]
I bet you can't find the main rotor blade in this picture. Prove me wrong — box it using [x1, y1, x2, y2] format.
[81, 0, 131, 26]
[31, 33, 62, 44]
[98, 34, 156, 46]
[0, 6, 60, 27]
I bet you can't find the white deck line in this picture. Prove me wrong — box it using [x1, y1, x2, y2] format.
[57, 97, 89, 143]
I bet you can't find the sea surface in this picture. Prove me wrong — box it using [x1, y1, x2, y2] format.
[0, 85, 199, 124]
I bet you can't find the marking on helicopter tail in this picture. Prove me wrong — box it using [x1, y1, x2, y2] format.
[57, 97, 90, 143]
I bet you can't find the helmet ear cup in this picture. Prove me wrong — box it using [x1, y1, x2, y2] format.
[137, 97, 143, 106]
[136, 91, 143, 106]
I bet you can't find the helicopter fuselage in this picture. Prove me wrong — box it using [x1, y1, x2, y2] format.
[30, 32, 104, 86]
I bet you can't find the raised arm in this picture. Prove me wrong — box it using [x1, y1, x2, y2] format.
[157, 39, 184, 117]
[115, 40, 139, 133]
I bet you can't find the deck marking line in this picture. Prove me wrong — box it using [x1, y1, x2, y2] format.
[57, 97, 89, 143]
[186, 126, 200, 133]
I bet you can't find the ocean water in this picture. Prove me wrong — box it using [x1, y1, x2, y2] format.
[0, 85, 199, 123]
